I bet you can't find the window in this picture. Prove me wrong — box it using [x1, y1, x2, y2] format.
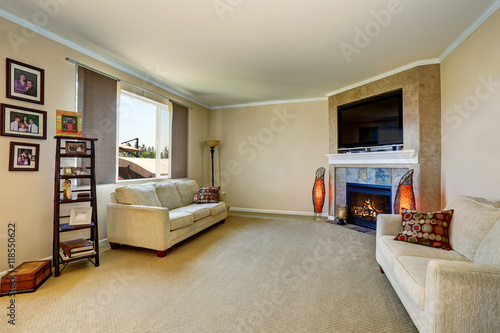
[118, 90, 170, 180]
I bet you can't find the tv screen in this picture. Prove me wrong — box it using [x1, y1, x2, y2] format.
[338, 90, 403, 149]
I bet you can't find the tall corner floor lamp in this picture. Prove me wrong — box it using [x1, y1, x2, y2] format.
[205, 140, 220, 186]
[312, 167, 326, 220]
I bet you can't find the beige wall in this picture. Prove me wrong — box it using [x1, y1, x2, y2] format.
[210, 100, 329, 214]
[441, 10, 500, 205]
[0, 17, 209, 272]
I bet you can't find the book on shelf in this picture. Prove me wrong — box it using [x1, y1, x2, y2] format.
[60, 238, 94, 256]
[60, 250, 96, 261]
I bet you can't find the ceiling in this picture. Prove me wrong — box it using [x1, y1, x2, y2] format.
[0, 0, 498, 108]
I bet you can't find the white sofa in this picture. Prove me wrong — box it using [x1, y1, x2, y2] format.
[107, 179, 227, 257]
[376, 196, 500, 333]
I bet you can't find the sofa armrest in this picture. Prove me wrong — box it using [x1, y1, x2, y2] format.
[376, 214, 401, 240]
[219, 191, 227, 203]
[107, 203, 171, 250]
[425, 260, 500, 333]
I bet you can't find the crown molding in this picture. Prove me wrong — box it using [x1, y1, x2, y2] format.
[210, 97, 327, 110]
[439, 0, 500, 62]
[325, 59, 439, 97]
[0, 9, 211, 109]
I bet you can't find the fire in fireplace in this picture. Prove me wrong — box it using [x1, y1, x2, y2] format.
[346, 183, 391, 229]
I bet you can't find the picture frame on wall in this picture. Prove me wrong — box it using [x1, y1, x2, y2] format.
[56, 110, 82, 137]
[9, 141, 40, 171]
[1, 103, 47, 140]
[6, 58, 45, 105]
[65, 141, 87, 154]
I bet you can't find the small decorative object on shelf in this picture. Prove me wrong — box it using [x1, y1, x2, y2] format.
[62, 179, 72, 200]
[53, 136, 99, 277]
[56, 110, 82, 137]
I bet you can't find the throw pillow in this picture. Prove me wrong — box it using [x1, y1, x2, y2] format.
[193, 186, 220, 204]
[394, 209, 454, 250]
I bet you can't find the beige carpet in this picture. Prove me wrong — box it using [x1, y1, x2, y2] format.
[1, 214, 417, 333]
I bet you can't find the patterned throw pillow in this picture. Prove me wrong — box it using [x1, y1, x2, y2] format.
[193, 186, 220, 204]
[394, 209, 454, 250]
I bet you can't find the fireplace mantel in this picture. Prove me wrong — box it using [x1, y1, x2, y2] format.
[326, 150, 418, 166]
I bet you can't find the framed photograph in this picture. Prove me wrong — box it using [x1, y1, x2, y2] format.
[72, 166, 88, 175]
[69, 207, 92, 226]
[1, 104, 47, 140]
[56, 110, 82, 137]
[65, 141, 87, 154]
[62, 166, 73, 175]
[6, 58, 45, 105]
[9, 141, 39, 171]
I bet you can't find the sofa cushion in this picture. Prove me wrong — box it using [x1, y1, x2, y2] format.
[169, 211, 194, 231]
[394, 209, 454, 250]
[444, 196, 500, 261]
[379, 235, 469, 262]
[473, 218, 500, 265]
[175, 180, 200, 206]
[392, 256, 432, 309]
[172, 205, 210, 221]
[155, 182, 183, 209]
[194, 202, 226, 216]
[115, 184, 162, 207]
[193, 186, 220, 203]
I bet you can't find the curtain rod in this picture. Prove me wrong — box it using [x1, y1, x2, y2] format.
[65, 57, 192, 109]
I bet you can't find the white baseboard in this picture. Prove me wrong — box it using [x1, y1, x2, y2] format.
[0, 238, 110, 277]
[229, 207, 327, 217]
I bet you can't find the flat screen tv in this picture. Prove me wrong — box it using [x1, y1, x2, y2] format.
[338, 89, 403, 150]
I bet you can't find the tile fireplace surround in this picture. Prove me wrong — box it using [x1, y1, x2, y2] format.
[326, 151, 418, 220]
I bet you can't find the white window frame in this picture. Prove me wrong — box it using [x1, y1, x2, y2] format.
[117, 90, 172, 182]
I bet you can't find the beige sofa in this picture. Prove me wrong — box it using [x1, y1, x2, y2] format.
[376, 196, 500, 333]
[107, 179, 227, 257]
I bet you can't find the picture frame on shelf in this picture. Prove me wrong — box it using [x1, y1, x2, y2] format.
[62, 166, 73, 175]
[56, 110, 82, 137]
[9, 141, 39, 171]
[1, 103, 47, 140]
[6, 58, 45, 105]
[72, 166, 88, 175]
[65, 141, 87, 154]
[69, 207, 92, 226]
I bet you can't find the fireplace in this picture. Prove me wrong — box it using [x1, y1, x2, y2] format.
[346, 183, 391, 229]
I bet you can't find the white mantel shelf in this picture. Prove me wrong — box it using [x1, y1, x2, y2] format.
[326, 150, 418, 165]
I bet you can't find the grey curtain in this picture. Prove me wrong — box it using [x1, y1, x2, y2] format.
[77, 67, 117, 184]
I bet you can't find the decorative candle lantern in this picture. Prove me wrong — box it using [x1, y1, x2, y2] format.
[337, 205, 347, 225]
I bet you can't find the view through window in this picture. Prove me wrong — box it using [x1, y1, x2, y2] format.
[118, 91, 170, 180]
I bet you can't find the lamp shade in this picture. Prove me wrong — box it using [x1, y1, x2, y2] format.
[205, 140, 220, 148]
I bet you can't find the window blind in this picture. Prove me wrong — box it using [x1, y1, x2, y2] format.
[170, 102, 188, 179]
[77, 67, 117, 184]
